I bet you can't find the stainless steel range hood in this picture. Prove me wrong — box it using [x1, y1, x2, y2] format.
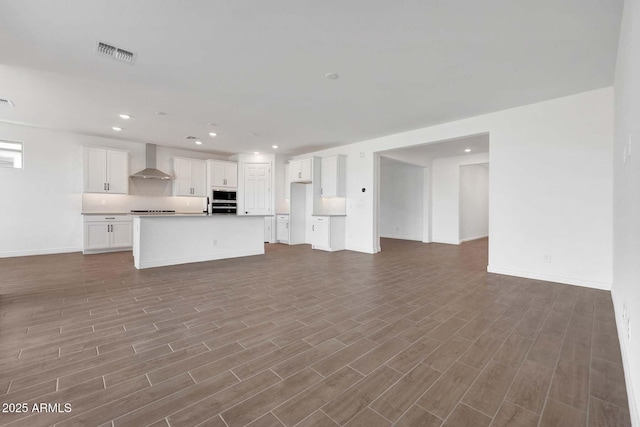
[130, 144, 172, 180]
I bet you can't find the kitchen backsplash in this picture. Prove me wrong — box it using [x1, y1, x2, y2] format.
[83, 193, 206, 213]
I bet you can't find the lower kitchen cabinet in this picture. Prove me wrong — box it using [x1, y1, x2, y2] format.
[83, 215, 133, 254]
[311, 216, 345, 252]
[276, 214, 289, 243]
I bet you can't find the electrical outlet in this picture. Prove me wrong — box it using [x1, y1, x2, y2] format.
[101, 199, 107, 206]
[543, 254, 551, 263]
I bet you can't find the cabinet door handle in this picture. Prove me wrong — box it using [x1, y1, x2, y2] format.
[312, 225, 315, 231]
[107, 183, 110, 191]
[223, 178, 227, 185]
[286, 222, 288, 229]
[298, 172, 301, 179]
[104, 183, 107, 191]
[320, 188, 323, 195]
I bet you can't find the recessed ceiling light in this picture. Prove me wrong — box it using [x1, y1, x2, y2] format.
[254, 152, 259, 155]
[195, 140, 203, 145]
[119, 114, 131, 119]
[209, 132, 217, 137]
[272, 145, 278, 149]
[325, 72, 339, 80]
[465, 148, 471, 153]
[112, 126, 122, 131]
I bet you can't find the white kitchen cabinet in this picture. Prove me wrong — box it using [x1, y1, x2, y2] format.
[284, 163, 291, 199]
[311, 216, 346, 252]
[83, 147, 129, 194]
[83, 215, 133, 254]
[209, 160, 238, 188]
[289, 158, 313, 183]
[173, 157, 207, 197]
[243, 163, 272, 215]
[321, 155, 346, 198]
[276, 214, 289, 243]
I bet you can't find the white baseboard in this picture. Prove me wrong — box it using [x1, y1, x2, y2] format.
[379, 233, 423, 242]
[460, 234, 488, 243]
[487, 265, 611, 290]
[612, 292, 640, 426]
[431, 239, 460, 245]
[0, 247, 82, 258]
[345, 245, 377, 254]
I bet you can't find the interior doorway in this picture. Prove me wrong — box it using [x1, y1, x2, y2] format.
[376, 133, 490, 251]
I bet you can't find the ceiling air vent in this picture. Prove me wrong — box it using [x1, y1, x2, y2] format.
[96, 41, 136, 65]
[185, 136, 197, 140]
[0, 98, 14, 107]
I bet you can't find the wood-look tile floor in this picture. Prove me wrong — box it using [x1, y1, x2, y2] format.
[0, 238, 631, 427]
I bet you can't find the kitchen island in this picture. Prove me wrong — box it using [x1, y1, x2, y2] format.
[132, 214, 264, 269]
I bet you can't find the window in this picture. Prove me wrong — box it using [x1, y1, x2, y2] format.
[0, 140, 23, 169]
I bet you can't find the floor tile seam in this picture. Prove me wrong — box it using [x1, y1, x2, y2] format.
[535, 300, 577, 427]
[217, 368, 324, 426]
[110, 370, 237, 426]
[586, 296, 597, 427]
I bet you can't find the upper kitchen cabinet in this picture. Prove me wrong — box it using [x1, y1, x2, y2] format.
[289, 158, 313, 183]
[173, 157, 207, 197]
[208, 160, 238, 189]
[83, 147, 129, 194]
[321, 155, 346, 198]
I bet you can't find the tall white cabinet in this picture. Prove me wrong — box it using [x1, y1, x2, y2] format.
[174, 157, 207, 197]
[83, 147, 129, 194]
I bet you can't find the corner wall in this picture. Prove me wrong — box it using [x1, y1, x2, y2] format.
[612, 0, 640, 423]
[296, 87, 614, 289]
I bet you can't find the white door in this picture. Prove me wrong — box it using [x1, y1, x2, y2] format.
[174, 158, 193, 196]
[110, 222, 133, 248]
[191, 160, 207, 196]
[106, 150, 128, 194]
[84, 147, 107, 193]
[244, 163, 271, 215]
[85, 223, 110, 249]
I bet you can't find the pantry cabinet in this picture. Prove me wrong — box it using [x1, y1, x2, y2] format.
[83, 147, 129, 194]
[173, 157, 207, 197]
[83, 215, 133, 254]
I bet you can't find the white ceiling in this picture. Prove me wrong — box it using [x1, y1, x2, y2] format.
[0, 0, 623, 155]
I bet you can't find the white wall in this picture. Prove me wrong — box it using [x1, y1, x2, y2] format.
[0, 122, 225, 257]
[431, 153, 489, 244]
[459, 164, 489, 242]
[379, 157, 424, 241]
[295, 87, 613, 289]
[613, 0, 640, 423]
